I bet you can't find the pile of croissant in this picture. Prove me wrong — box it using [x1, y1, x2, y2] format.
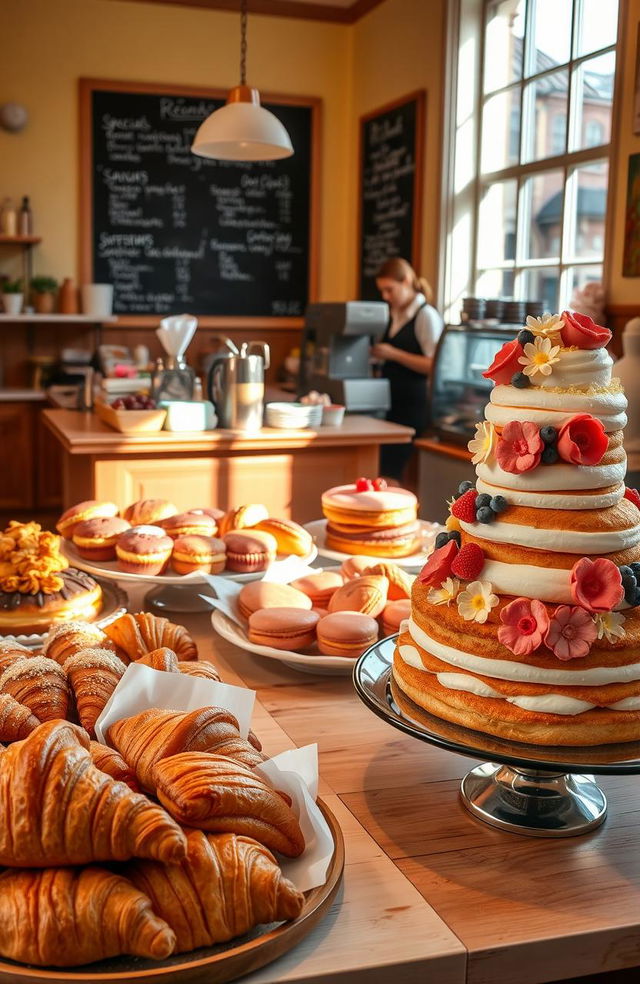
[0, 612, 306, 968]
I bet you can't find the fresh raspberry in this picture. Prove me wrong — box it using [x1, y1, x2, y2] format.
[418, 540, 458, 587]
[372, 477, 388, 490]
[451, 543, 485, 580]
[624, 486, 640, 510]
[355, 477, 372, 492]
[451, 488, 477, 523]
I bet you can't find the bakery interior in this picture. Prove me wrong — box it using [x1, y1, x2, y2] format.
[1, 0, 640, 981]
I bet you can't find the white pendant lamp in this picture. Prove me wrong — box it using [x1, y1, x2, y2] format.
[191, 0, 293, 162]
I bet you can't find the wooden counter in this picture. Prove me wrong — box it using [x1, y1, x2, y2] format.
[164, 611, 640, 984]
[42, 410, 414, 522]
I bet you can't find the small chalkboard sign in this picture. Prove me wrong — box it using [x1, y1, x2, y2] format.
[357, 91, 425, 300]
[79, 79, 320, 321]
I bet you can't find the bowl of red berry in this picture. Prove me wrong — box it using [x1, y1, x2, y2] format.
[94, 394, 167, 434]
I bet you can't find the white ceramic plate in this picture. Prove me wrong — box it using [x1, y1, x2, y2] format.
[211, 610, 355, 676]
[303, 519, 442, 570]
[62, 542, 318, 586]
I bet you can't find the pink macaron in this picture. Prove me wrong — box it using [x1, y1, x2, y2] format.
[223, 530, 278, 573]
[248, 607, 320, 651]
[316, 612, 379, 659]
[289, 571, 344, 607]
[381, 599, 411, 636]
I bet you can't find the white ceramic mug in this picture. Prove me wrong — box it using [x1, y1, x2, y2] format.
[81, 283, 113, 318]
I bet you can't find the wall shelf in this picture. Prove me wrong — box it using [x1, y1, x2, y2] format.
[0, 235, 41, 246]
[0, 314, 115, 323]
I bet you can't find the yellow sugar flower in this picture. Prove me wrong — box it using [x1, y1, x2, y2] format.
[457, 580, 499, 624]
[594, 611, 626, 643]
[468, 420, 496, 465]
[525, 313, 564, 344]
[428, 577, 460, 606]
[519, 336, 561, 378]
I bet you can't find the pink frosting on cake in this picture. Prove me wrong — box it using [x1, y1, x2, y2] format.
[322, 485, 417, 512]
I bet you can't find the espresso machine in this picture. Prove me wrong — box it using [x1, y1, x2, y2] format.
[298, 302, 390, 414]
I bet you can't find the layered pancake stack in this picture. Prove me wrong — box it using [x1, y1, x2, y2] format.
[392, 310, 640, 745]
[321, 480, 422, 558]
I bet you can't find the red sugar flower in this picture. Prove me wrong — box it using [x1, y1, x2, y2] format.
[497, 597, 550, 656]
[570, 557, 624, 613]
[496, 420, 544, 474]
[560, 310, 611, 349]
[556, 413, 608, 466]
[482, 339, 524, 385]
[624, 486, 640, 510]
[418, 539, 458, 588]
[544, 605, 597, 661]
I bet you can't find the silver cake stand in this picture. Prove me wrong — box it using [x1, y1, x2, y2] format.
[354, 636, 640, 838]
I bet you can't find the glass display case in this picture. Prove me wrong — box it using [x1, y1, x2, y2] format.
[430, 323, 515, 445]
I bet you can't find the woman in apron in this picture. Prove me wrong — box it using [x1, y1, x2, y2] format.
[372, 257, 444, 482]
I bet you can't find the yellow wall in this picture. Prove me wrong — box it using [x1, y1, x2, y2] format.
[0, 0, 446, 309]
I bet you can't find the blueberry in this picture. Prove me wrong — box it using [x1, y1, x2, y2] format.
[619, 565, 635, 581]
[435, 532, 450, 549]
[458, 480, 474, 495]
[624, 582, 638, 605]
[540, 425, 558, 445]
[475, 493, 492, 508]
[633, 587, 640, 608]
[630, 562, 640, 582]
[517, 329, 535, 345]
[620, 566, 637, 604]
[541, 446, 558, 464]
[476, 506, 495, 524]
[489, 495, 508, 513]
[447, 530, 461, 546]
[511, 372, 531, 389]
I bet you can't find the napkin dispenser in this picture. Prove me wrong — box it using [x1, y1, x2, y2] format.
[151, 314, 197, 402]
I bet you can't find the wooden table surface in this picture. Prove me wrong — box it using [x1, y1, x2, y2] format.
[162, 605, 640, 984]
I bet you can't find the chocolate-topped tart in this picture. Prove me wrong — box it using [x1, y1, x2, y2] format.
[0, 569, 102, 636]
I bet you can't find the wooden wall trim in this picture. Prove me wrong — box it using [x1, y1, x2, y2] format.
[108, 0, 388, 25]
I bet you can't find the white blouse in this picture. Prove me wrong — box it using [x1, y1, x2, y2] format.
[387, 292, 444, 358]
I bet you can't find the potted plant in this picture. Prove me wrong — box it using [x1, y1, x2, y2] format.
[1, 278, 23, 316]
[30, 275, 58, 315]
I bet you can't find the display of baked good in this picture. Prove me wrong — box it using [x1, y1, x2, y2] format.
[0, 521, 102, 635]
[321, 479, 422, 557]
[393, 310, 640, 746]
[0, 610, 308, 968]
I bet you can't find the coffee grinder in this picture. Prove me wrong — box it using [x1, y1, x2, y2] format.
[298, 302, 390, 414]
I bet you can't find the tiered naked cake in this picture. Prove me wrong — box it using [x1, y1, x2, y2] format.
[393, 310, 640, 745]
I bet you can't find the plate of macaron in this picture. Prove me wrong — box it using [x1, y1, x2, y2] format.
[210, 555, 414, 675]
[57, 498, 317, 584]
[305, 477, 443, 570]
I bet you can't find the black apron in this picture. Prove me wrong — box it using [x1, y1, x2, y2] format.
[380, 302, 430, 481]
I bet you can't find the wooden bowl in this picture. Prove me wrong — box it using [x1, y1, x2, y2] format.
[94, 399, 167, 434]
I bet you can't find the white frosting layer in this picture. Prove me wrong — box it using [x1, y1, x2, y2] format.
[406, 618, 640, 684]
[489, 383, 628, 426]
[322, 485, 417, 512]
[485, 402, 627, 433]
[610, 696, 640, 710]
[480, 558, 573, 602]
[475, 478, 625, 510]
[435, 671, 593, 715]
[476, 457, 627, 492]
[460, 518, 640, 554]
[536, 348, 613, 390]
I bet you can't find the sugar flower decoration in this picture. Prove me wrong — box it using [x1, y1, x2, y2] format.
[525, 313, 565, 345]
[468, 421, 496, 465]
[518, 336, 561, 378]
[557, 413, 608, 466]
[497, 597, 549, 656]
[560, 310, 611, 349]
[457, 580, 499, 623]
[570, 557, 624, 613]
[418, 539, 458, 588]
[427, 577, 460, 606]
[594, 610, 626, 644]
[482, 338, 524, 385]
[544, 605, 597, 661]
[496, 420, 544, 474]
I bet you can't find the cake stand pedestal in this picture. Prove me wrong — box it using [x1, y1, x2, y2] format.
[354, 637, 640, 838]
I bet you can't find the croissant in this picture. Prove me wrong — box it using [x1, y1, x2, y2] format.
[42, 620, 116, 666]
[0, 692, 40, 742]
[136, 647, 179, 672]
[0, 640, 33, 675]
[0, 866, 175, 965]
[0, 720, 186, 866]
[89, 740, 139, 790]
[128, 830, 304, 952]
[104, 612, 197, 661]
[107, 706, 263, 791]
[152, 752, 305, 857]
[177, 659, 220, 681]
[0, 656, 70, 721]
[64, 647, 127, 736]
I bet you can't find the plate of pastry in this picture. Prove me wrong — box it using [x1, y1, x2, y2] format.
[304, 518, 441, 569]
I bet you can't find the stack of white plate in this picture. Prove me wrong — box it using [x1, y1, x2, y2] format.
[264, 402, 323, 428]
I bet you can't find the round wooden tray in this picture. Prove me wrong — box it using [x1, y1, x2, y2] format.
[0, 799, 344, 984]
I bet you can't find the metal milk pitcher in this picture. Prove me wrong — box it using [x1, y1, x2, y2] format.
[207, 341, 270, 431]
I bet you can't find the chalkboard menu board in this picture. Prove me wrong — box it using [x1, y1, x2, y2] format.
[357, 91, 425, 300]
[80, 80, 319, 318]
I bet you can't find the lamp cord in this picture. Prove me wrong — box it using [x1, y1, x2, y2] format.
[240, 0, 248, 86]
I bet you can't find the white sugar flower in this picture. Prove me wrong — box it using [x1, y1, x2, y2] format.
[518, 336, 561, 377]
[594, 611, 626, 643]
[525, 313, 564, 344]
[428, 577, 460, 606]
[468, 420, 496, 464]
[457, 580, 499, 624]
